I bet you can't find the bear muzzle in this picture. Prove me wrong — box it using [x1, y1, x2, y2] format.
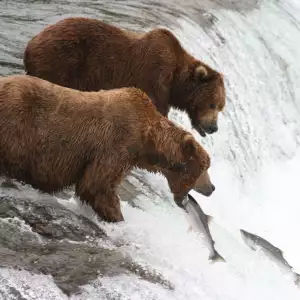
[198, 121, 218, 136]
[195, 183, 215, 197]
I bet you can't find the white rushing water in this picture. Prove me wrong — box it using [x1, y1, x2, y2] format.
[1, 0, 300, 299]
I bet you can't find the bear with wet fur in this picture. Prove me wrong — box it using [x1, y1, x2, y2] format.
[0, 74, 214, 222]
[23, 17, 226, 137]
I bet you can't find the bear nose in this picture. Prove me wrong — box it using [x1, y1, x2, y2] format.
[211, 184, 215, 192]
[209, 124, 218, 133]
[204, 184, 215, 195]
[196, 183, 215, 197]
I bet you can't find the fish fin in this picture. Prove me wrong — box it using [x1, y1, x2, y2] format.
[208, 251, 226, 263]
[206, 215, 214, 225]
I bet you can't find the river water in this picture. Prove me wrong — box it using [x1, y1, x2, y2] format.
[0, 0, 300, 299]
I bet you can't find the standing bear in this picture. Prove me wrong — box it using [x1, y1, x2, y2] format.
[23, 17, 226, 138]
[0, 75, 215, 222]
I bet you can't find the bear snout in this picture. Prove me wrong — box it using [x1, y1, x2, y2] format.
[200, 122, 218, 134]
[206, 123, 218, 134]
[195, 183, 215, 197]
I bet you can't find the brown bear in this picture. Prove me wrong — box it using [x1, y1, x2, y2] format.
[23, 17, 226, 138]
[0, 74, 215, 222]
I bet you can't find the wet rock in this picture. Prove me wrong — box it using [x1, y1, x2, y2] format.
[0, 195, 106, 241]
[121, 260, 174, 290]
[0, 192, 174, 296]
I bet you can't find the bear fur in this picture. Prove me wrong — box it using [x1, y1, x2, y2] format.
[0, 75, 214, 222]
[23, 17, 226, 138]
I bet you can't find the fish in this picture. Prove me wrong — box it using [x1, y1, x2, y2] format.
[183, 193, 225, 263]
[240, 229, 300, 286]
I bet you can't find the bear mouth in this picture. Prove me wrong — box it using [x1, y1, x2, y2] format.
[197, 124, 207, 137]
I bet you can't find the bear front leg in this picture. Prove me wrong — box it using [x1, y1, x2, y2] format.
[153, 69, 173, 116]
[155, 99, 170, 117]
[152, 90, 170, 117]
[76, 182, 124, 223]
[93, 190, 124, 223]
[75, 159, 127, 223]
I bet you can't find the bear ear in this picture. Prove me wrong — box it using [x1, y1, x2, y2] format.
[195, 65, 208, 79]
[181, 134, 198, 159]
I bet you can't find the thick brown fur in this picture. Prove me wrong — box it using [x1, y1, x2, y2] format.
[0, 75, 214, 222]
[23, 17, 226, 137]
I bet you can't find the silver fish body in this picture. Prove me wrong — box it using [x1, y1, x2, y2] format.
[183, 194, 225, 262]
[240, 229, 300, 286]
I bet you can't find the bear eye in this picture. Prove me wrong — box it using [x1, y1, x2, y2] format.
[209, 103, 216, 109]
[169, 162, 188, 173]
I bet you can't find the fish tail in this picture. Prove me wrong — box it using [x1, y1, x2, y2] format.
[209, 250, 226, 263]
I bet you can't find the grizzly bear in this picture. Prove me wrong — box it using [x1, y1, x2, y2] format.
[0, 75, 215, 222]
[23, 17, 226, 138]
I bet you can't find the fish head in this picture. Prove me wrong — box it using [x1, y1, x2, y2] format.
[240, 229, 258, 250]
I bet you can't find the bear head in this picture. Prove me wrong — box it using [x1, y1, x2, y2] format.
[171, 62, 226, 137]
[164, 134, 215, 207]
